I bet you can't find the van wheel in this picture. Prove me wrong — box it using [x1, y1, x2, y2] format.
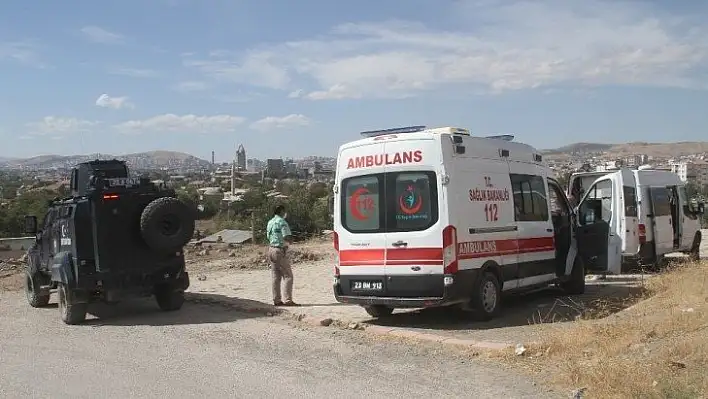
[25, 271, 50, 308]
[363, 305, 394, 318]
[470, 272, 501, 321]
[58, 283, 88, 325]
[560, 256, 585, 295]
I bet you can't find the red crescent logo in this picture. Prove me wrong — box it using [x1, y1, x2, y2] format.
[399, 194, 423, 215]
[349, 187, 371, 220]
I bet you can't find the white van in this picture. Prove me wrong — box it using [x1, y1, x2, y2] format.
[331, 126, 585, 320]
[571, 168, 704, 272]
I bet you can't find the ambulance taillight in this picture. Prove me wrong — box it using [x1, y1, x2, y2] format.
[443, 225, 458, 275]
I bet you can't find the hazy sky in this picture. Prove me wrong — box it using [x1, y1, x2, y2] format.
[2, 0, 708, 161]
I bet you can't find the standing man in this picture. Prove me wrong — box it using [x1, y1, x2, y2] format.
[266, 205, 298, 306]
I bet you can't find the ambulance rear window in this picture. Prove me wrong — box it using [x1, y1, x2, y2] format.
[343, 175, 381, 232]
[341, 171, 438, 233]
[390, 172, 436, 232]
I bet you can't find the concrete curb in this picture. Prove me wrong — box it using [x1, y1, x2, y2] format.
[184, 292, 514, 351]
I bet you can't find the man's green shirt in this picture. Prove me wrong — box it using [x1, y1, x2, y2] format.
[266, 215, 291, 247]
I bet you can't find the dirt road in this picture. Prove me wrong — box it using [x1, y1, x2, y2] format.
[0, 293, 558, 399]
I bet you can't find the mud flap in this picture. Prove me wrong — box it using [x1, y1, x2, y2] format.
[50, 252, 90, 304]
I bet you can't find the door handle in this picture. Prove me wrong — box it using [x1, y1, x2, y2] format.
[546, 228, 553, 233]
[391, 241, 408, 247]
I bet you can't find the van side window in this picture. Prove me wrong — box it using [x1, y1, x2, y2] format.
[510, 174, 549, 222]
[342, 175, 382, 232]
[623, 186, 638, 217]
[680, 186, 698, 220]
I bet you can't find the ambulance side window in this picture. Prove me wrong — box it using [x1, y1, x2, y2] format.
[510, 174, 549, 222]
[341, 174, 383, 233]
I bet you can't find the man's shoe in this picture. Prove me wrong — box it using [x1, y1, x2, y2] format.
[274, 300, 284, 306]
[282, 301, 300, 307]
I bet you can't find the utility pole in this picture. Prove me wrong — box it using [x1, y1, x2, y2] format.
[250, 209, 256, 244]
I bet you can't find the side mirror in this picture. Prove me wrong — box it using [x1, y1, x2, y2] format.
[24, 215, 38, 235]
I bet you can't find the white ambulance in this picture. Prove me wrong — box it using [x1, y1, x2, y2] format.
[570, 167, 704, 272]
[332, 126, 585, 320]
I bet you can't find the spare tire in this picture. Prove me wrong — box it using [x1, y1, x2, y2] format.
[140, 197, 195, 253]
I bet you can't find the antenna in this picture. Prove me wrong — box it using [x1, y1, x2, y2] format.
[484, 134, 515, 141]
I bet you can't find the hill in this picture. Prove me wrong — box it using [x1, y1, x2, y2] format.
[543, 141, 708, 159]
[0, 151, 210, 170]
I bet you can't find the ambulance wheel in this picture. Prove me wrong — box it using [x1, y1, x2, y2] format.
[560, 256, 585, 295]
[363, 305, 394, 318]
[471, 272, 501, 321]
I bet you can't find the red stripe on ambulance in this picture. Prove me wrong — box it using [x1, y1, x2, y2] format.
[457, 237, 554, 260]
[338, 237, 554, 266]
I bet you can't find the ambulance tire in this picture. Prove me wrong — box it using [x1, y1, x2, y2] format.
[560, 255, 585, 295]
[471, 272, 501, 321]
[363, 305, 394, 318]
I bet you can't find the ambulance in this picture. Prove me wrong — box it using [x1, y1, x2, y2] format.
[331, 126, 586, 320]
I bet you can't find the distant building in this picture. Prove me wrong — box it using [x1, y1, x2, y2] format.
[236, 144, 246, 171]
[671, 161, 708, 186]
[624, 154, 649, 167]
[266, 159, 285, 177]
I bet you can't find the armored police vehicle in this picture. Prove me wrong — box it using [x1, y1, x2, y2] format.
[23, 159, 195, 324]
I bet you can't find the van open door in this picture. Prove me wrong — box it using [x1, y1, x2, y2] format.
[575, 176, 622, 274]
[616, 168, 640, 256]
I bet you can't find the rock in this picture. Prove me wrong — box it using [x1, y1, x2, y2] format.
[228, 251, 237, 257]
[514, 344, 527, 356]
[571, 387, 587, 399]
[319, 318, 333, 327]
[266, 312, 274, 317]
[19, 253, 27, 262]
[197, 275, 207, 281]
[347, 322, 361, 330]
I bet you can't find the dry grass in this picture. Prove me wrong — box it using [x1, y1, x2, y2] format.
[506, 260, 708, 398]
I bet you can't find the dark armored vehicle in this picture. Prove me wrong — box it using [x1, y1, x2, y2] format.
[23, 159, 195, 324]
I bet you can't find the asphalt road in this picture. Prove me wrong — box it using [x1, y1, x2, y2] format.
[0, 292, 558, 399]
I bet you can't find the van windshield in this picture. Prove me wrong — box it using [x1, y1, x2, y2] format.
[341, 171, 438, 233]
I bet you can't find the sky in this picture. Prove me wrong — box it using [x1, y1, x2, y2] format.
[2, 0, 708, 161]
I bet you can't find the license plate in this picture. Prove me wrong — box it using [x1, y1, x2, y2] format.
[352, 280, 383, 291]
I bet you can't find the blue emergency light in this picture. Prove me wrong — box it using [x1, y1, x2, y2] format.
[359, 125, 427, 138]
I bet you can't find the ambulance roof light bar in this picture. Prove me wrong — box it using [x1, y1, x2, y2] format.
[484, 134, 515, 142]
[360, 125, 427, 138]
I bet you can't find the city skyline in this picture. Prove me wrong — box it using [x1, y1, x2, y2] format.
[3, 1, 708, 160]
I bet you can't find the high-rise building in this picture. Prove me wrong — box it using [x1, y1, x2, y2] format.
[236, 144, 246, 171]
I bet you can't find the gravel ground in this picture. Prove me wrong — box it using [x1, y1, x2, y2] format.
[0, 292, 560, 399]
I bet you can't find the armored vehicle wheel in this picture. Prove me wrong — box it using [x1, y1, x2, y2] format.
[58, 283, 87, 325]
[140, 197, 195, 254]
[25, 271, 50, 308]
[155, 286, 185, 311]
